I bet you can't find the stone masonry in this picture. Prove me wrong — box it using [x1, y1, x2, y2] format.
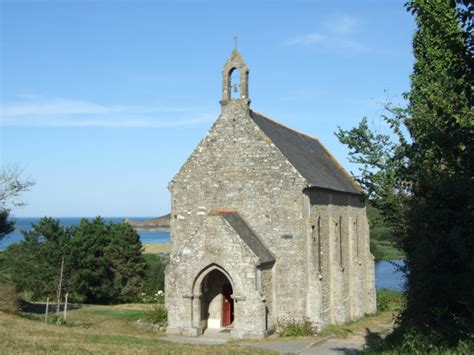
[165, 49, 376, 339]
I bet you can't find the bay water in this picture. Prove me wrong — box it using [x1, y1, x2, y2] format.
[0, 217, 169, 250]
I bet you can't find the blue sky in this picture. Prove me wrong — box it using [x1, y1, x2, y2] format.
[1, 0, 415, 217]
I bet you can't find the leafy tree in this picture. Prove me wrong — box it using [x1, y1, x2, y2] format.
[0, 166, 34, 240]
[336, 0, 473, 347]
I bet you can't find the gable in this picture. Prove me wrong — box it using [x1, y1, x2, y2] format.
[250, 111, 362, 195]
[211, 209, 275, 266]
[169, 106, 306, 192]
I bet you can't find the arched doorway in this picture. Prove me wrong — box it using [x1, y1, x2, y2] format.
[200, 269, 234, 330]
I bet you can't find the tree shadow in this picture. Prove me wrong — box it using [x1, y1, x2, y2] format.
[331, 346, 360, 354]
[20, 300, 82, 314]
[364, 327, 385, 349]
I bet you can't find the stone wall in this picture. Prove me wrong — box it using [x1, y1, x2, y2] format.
[166, 100, 309, 337]
[306, 188, 376, 325]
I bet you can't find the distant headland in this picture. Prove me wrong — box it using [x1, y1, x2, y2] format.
[126, 214, 171, 232]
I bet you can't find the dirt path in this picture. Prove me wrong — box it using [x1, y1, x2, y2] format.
[242, 313, 396, 354]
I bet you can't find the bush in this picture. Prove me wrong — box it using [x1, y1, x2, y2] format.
[145, 303, 167, 325]
[368, 327, 474, 354]
[279, 316, 316, 337]
[0, 282, 19, 313]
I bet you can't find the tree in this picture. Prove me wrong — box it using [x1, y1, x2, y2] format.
[0, 166, 34, 240]
[1, 218, 72, 299]
[0, 217, 147, 304]
[336, 0, 473, 347]
[105, 223, 146, 302]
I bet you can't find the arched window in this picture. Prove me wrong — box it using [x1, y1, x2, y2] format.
[229, 68, 241, 99]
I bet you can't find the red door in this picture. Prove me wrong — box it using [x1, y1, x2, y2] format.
[222, 283, 233, 327]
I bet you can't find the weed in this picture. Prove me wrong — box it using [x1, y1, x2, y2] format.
[279, 316, 316, 337]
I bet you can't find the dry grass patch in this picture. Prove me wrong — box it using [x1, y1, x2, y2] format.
[143, 243, 171, 254]
[318, 311, 397, 339]
[0, 304, 275, 354]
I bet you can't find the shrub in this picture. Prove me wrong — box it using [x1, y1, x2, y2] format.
[367, 327, 474, 354]
[145, 303, 167, 325]
[0, 282, 19, 314]
[279, 316, 316, 337]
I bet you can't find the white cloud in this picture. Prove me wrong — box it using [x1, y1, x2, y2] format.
[285, 33, 327, 46]
[2, 99, 113, 117]
[0, 98, 215, 128]
[285, 15, 368, 53]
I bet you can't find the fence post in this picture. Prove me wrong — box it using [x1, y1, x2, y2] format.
[45, 297, 49, 323]
[63, 293, 69, 323]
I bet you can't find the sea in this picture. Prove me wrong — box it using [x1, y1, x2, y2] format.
[0, 217, 170, 250]
[1, 217, 405, 292]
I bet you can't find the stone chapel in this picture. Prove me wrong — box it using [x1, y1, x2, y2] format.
[165, 49, 376, 338]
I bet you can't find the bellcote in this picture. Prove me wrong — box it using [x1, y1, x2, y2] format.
[220, 49, 250, 107]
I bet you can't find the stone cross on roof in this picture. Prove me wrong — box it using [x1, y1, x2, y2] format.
[233, 35, 239, 49]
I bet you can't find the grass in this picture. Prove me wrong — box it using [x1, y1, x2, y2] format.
[143, 243, 171, 254]
[372, 239, 405, 260]
[0, 303, 275, 354]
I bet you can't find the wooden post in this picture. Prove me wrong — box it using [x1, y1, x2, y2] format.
[45, 297, 49, 323]
[63, 293, 69, 323]
[56, 256, 65, 316]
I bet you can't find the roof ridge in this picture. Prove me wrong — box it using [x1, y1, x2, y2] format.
[250, 110, 363, 194]
[251, 110, 320, 143]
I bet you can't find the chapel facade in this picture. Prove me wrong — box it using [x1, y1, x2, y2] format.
[165, 49, 376, 338]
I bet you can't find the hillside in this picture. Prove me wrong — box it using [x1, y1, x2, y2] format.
[126, 214, 171, 231]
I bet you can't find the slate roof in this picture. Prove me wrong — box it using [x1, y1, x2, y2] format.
[212, 209, 275, 266]
[250, 111, 362, 195]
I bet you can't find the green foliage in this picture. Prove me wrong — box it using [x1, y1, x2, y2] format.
[337, 0, 473, 347]
[142, 254, 168, 298]
[105, 223, 146, 302]
[279, 317, 316, 337]
[376, 289, 404, 313]
[370, 239, 405, 261]
[145, 303, 167, 325]
[371, 327, 474, 354]
[0, 217, 146, 304]
[0, 166, 35, 241]
[0, 219, 67, 299]
[369, 239, 384, 260]
[0, 210, 15, 241]
[367, 205, 404, 260]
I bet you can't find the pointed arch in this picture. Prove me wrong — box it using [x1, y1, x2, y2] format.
[192, 263, 235, 330]
[192, 263, 235, 296]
